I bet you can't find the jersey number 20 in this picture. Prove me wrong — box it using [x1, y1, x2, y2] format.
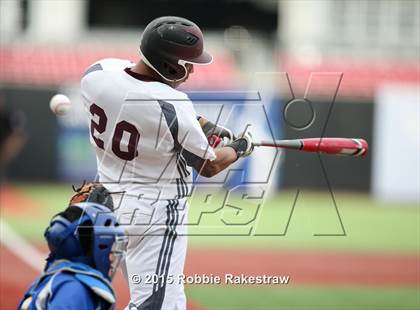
[89, 103, 140, 161]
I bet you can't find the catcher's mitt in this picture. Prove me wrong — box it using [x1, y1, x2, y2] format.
[69, 181, 114, 211]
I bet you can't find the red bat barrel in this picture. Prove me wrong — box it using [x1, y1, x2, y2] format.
[255, 138, 369, 157]
[301, 138, 368, 156]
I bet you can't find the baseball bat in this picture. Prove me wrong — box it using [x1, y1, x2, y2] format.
[253, 138, 368, 157]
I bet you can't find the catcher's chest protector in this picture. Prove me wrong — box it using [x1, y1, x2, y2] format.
[18, 260, 115, 310]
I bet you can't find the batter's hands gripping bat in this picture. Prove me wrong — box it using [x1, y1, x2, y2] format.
[253, 138, 368, 157]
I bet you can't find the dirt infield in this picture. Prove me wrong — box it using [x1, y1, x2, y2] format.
[2, 244, 418, 310]
[0, 245, 39, 309]
[185, 248, 420, 287]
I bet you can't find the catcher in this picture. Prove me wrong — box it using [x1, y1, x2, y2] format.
[18, 183, 127, 310]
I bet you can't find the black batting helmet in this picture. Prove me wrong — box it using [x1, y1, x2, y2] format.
[140, 16, 212, 82]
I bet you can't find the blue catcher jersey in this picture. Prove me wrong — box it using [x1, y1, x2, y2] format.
[18, 260, 115, 310]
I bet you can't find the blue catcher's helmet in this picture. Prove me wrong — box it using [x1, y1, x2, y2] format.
[44, 202, 127, 279]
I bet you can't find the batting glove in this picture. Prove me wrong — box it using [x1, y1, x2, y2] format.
[198, 116, 236, 142]
[226, 126, 254, 159]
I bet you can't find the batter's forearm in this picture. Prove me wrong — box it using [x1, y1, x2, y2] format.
[195, 147, 237, 177]
[212, 146, 238, 170]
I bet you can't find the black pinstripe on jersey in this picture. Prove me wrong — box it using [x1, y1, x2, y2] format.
[134, 199, 179, 310]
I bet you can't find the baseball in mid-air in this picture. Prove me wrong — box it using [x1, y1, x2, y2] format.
[49, 94, 72, 116]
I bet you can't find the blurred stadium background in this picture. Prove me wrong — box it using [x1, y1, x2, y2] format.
[0, 0, 419, 309]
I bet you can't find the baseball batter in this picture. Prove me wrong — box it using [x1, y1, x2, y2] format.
[81, 16, 254, 310]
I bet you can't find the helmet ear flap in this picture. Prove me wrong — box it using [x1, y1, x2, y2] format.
[45, 206, 93, 259]
[44, 216, 85, 258]
[44, 217, 69, 252]
[163, 62, 177, 76]
[162, 61, 186, 80]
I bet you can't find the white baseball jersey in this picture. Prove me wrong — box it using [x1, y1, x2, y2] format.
[81, 58, 216, 200]
[81, 58, 214, 309]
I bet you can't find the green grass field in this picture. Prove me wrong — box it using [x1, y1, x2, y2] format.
[186, 286, 420, 310]
[2, 183, 419, 309]
[7, 184, 419, 254]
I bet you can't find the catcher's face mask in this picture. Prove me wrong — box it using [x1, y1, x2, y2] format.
[109, 234, 128, 280]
